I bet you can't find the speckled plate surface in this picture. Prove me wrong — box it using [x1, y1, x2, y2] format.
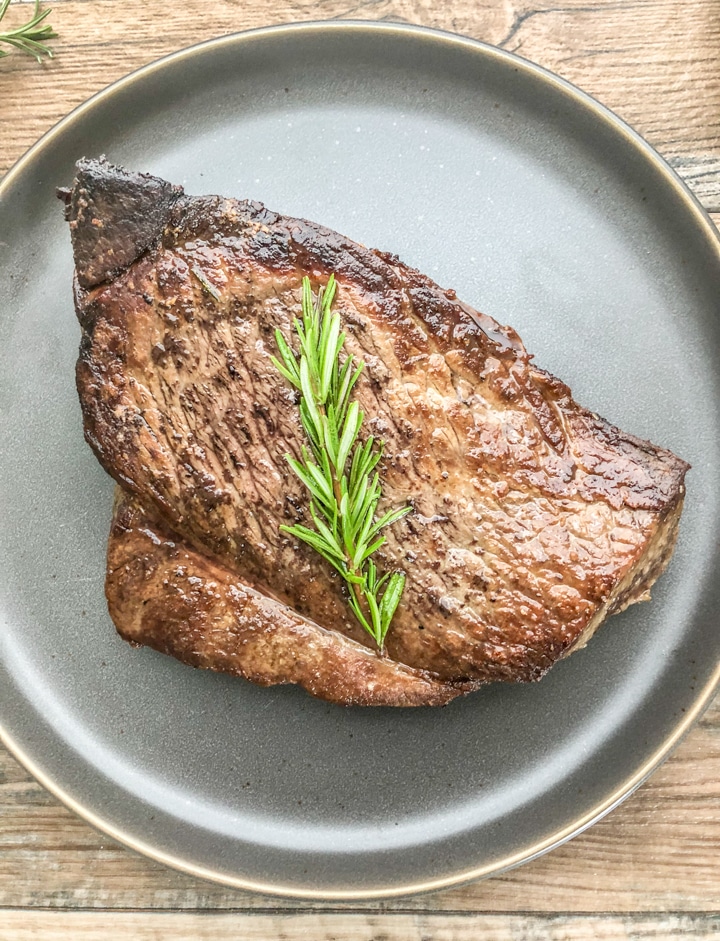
[1, 22, 719, 899]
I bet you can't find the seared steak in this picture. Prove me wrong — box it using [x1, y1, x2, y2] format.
[62, 158, 689, 706]
[106, 491, 470, 706]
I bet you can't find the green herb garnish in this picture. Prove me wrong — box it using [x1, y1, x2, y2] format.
[0, 0, 56, 62]
[272, 274, 411, 651]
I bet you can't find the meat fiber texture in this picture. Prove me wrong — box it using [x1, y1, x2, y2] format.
[62, 158, 690, 707]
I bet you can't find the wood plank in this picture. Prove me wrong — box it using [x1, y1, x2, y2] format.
[1, 697, 719, 912]
[1, 0, 719, 925]
[0, 0, 718, 208]
[2, 911, 720, 940]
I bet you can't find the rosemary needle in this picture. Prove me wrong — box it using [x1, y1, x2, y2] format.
[271, 274, 411, 651]
[0, 0, 56, 62]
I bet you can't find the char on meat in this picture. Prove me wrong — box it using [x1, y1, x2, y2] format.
[61, 158, 690, 706]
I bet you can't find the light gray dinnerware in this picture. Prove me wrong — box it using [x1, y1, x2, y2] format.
[1, 22, 719, 898]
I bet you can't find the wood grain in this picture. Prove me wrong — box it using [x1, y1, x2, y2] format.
[1, 0, 719, 936]
[1, 698, 719, 914]
[1, 0, 719, 205]
[2, 911, 720, 940]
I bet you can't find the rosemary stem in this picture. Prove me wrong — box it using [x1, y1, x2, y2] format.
[273, 274, 408, 651]
[326, 411, 374, 638]
[306, 312, 380, 642]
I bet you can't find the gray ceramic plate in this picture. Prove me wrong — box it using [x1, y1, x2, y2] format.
[1, 22, 719, 899]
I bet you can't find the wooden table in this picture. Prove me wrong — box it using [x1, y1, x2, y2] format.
[1, 1, 719, 938]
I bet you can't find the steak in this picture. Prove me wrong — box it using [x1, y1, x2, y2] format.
[62, 157, 690, 706]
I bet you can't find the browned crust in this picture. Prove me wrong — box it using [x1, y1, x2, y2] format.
[64, 159, 691, 702]
[62, 157, 183, 290]
[106, 491, 471, 707]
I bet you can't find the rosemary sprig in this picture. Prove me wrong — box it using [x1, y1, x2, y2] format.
[0, 0, 56, 62]
[272, 274, 411, 651]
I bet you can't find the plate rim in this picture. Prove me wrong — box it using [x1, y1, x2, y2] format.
[1, 19, 719, 900]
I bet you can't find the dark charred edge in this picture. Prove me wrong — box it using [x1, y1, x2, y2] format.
[106, 490, 476, 708]
[61, 157, 184, 290]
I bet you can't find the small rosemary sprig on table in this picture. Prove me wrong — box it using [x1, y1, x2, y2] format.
[272, 274, 411, 651]
[0, 0, 56, 62]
